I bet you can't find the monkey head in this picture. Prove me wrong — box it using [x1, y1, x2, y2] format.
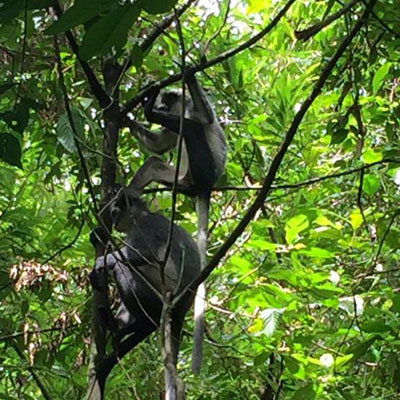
[109, 188, 148, 233]
[154, 89, 194, 117]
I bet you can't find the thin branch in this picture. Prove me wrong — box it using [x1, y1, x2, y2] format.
[365, 0, 400, 40]
[122, 0, 296, 114]
[0, 324, 77, 342]
[53, 36, 99, 214]
[52, 2, 111, 109]
[295, 0, 361, 41]
[42, 213, 86, 264]
[356, 168, 368, 229]
[202, 0, 231, 54]
[12, 344, 53, 400]
[142, 159, 399, 194]
[174, 0, 378, 307]
[113, 0, 196, 95]
[160, 11, 187, 400]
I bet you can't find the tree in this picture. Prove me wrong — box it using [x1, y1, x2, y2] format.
[1, 0, 400, 399]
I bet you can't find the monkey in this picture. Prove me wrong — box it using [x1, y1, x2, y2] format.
[125, 72, 227, 373]
[92, 188, 201, 368]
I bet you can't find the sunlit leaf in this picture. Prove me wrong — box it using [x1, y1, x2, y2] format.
[285, 214, 309, 244]
[362, 148, 383, 163]
[363, 174, 380, 195]
[372, 63, 391, 94]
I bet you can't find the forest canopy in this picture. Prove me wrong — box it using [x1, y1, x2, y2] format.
[1, 0, 400, 399]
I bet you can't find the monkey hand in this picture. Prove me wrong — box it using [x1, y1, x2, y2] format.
[89, 264, 106, 290]
[141, 86, 160, 107]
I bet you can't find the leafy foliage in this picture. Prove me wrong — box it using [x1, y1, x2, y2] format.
[1, 0, 400, 399]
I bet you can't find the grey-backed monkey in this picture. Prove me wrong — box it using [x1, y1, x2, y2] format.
[93, 189, 201, 370]
[126, 73, 227, 373]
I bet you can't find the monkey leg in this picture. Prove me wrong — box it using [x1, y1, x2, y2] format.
[129, 156, 190, 192]
[100, 316, 158, 383]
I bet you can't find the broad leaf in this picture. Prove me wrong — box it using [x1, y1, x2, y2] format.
[0, 0, 23, 21]
[56, 109, 85, 153]
[0, 133, 22, 168]
[0, 83, 16, 96]
[142, 0, 178, 15]
[363, 174, 380, 195]
[79, 3, 141, 60]
[292, 383, 316, 400]
[372, 63, 391, 94]
[45, 0, 116, 35]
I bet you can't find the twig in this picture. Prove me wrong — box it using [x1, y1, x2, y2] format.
[365, 0, 400, 40]
[356, 168, 368, 228]
[160, 10, 187, 400]
[121, 0, 197, 79]
[122, 0, 296, 114]
[202, 0, 231, 55]
[173, 0, 378, 307]
[42, 213, 86, 264]
[12, 343, 53, 400]
[141, 160, 399, 195]
[52, 35, 99, 214]
[0, 324, 77, 342]
[52, 2, 111, 109]
[295, 0, 361, 41]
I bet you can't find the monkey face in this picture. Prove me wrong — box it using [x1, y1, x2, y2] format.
[155, 90, 193, 116]
[110, 190, 147, 233]
[111, 203, 131, 233]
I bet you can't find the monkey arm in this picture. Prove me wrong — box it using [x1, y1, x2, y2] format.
[186, 73, 215, 124]
[143, 105, 203, 135]
[95, 245, 148, 271]
[126, 118, 177, 155]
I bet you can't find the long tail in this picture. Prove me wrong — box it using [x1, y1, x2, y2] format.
[192, 193, 210, 374]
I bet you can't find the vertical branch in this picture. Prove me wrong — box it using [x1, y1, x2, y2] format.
[160, 11, 187, 400]
[86, 59, 123, 400]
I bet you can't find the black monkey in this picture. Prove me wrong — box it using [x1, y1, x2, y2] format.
[126, 72, 227, 373]
[93, 189, 201, 365]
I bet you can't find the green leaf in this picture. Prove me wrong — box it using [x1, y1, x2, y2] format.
[285, 214, 309, 244]
[0, 100, 31, 134]
[45, 0, 116, 35]
[260, 308, 282, 337]
[362, 319, 391, 333]
[346, 337, 378, 360]
[79, 3, 141, 60]
[330, 128, 348, 145]
[130, 44, 144, 69]
[363, 174, 380, 195]
[292, 383, 316, 400]
[362, 148, 383, 163]
[27, 0, 57, 10]
[350, 209, 363, 230]
[0, 133, 22, 168]
[392, 295, 400, 313]
[142, 0, 178, 14]
[299, 247, 335, 259]
[0, 0, 24, 21]
[0, 83, 16, 96]
[56, 109, 85, 153]
[372, 63, 391, 94]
